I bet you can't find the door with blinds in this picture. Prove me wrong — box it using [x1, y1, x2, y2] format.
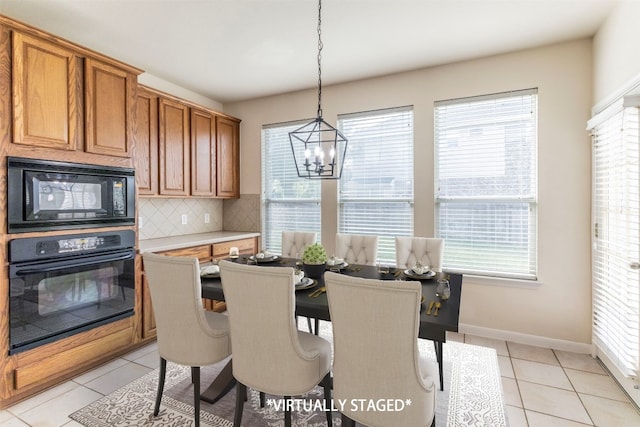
[589, 97, 640, 381]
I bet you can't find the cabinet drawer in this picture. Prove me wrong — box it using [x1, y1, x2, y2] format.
[158, 245, 212, 262]
[213, 238, 256, 258]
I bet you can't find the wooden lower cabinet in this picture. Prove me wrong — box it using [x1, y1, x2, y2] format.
[141, 237, 257, 339]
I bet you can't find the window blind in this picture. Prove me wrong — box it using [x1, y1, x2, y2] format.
[262, 121, 321, 254]
[434, 89, 538, 279]
[337, 106, 414, 263]
[589, 99, 640, 379]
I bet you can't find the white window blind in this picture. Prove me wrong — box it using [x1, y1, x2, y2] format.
[434, 89, 538, 279]
[262, 121, 321, 254]
[589, 97, 640, 379]
[338, 106, 414, 263]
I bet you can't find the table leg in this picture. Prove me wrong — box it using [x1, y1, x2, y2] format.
[433, 340, 444, 391]
[200, 358, 236, 404]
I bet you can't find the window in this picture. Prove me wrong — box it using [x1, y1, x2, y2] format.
[262, 121, 321, 253]
[338, 106, 414, 263]
[588, 96, 640, 379]
[434, 89, 538, 279]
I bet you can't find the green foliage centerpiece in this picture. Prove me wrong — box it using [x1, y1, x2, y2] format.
[302, 242, 328, 279]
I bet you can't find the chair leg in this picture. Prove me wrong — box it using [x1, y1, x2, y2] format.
[307, 317, 314, 333]
[284, 395, 292, 427]
[192, 366, 200, 427]
[321, 373, 332, 427]
[234, 382, 246, 427]
[260, 391, 266, 407]
[154, 357, 167, 416]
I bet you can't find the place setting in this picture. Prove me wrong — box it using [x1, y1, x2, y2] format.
[402, 260, 436, 280]
[294, 267, 317, 291]
[248, 250, 280, 264]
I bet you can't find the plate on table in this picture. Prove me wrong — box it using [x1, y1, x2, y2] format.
[200, 265, 220, 279]
[249, 254, 280, 263]
[295, 277, 316, 290]
[403, 269, 436, 280]
[327, 261, 349, 270]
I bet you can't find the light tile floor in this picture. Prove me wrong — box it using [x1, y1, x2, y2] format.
[1, 333, 640, 426]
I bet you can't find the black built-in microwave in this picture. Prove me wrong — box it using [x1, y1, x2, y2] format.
[7, 157, 135, 233]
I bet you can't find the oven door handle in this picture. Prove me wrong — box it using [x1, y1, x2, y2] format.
[14, 253, 132, 276]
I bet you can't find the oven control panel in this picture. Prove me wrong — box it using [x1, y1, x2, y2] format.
[9, 230, 135, 263]
[42, 236, 106, 254]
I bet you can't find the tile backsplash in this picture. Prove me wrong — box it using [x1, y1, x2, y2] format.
[138, 198, 223, 240]
[138, 194, 261, 240]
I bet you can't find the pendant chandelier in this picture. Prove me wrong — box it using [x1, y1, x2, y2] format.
[289, 0, 348, 180]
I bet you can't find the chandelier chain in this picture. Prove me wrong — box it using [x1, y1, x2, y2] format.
[317, 0, 323, 118]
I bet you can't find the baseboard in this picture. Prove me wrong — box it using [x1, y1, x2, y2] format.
[458, 323, 592, 354]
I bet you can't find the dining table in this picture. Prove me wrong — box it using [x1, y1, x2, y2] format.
[199, 256, 462, 402]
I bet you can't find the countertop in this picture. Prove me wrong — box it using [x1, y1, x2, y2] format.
[139, 231, 260, 253]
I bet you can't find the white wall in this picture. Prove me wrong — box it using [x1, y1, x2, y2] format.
[225, 39, 593, 346]
[593, 1, 640, 107]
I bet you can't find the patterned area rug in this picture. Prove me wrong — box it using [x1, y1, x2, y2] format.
[71, 329, 507, 426]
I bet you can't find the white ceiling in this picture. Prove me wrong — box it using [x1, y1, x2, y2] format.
[0, 0, 618, 103]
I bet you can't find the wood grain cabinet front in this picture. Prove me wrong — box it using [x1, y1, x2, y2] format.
[134, 87, 159, 195]
[84, 58, 136, 157]
[12, 32, 82, 150]
[216, 116, 240, 198]
[159, 97, 190, 196]
[191, 108, 217, 196]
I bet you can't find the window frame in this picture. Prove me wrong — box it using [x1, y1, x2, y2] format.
[261, 120, 322, 254]
[337, 105, 415, 264]
[434, 89, 538, 280]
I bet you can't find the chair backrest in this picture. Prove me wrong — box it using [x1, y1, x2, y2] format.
[218, 260, 324, 395]
[395, 236, 445, 272]
[142, 253, 230, 366]
[281, 231, 317, 258]
[335, 233, 379, 265]
[324, 272, 435, 426]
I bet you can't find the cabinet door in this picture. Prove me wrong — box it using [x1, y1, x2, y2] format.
[142, 272, 156, 339]
[159, 98, 190, 196]
[191, 108, 216, 196]
[12, 32, 81, 150]
[85, 58, 135, 157]
[134, 87, 159, 195]
[213, 237, 257, 259]
[158, 245, 212, 262]
[216, 116, 240, 198]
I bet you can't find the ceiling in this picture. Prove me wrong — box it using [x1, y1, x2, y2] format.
[0, 0, 618, 103]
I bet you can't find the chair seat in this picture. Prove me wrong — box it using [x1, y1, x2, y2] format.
[418, 355, 439, 385]
[204, 311, 229, 330]
[297, 330, 332, 375]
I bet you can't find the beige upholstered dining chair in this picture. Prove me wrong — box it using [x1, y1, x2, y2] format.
[281, 230, 317, 258]
[334, 233, 379, 265]
[218, 260, 333, 427]
[142, 253, 231, 427]
[324, 271, 437, 427]
[395, 236, 445, 272]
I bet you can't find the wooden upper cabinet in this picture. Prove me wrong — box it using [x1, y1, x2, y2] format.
[134, 87, 159, 195]
[85, 58, 135, 157]
[216, 116, 240, 198]
[12, 32, 81, 150]
[191, 108, 216, 196]
[159, 97, 190, 196]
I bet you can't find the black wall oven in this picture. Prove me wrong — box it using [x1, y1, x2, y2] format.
[8, 230, 135, 354]
[7, 157, 135, 233]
